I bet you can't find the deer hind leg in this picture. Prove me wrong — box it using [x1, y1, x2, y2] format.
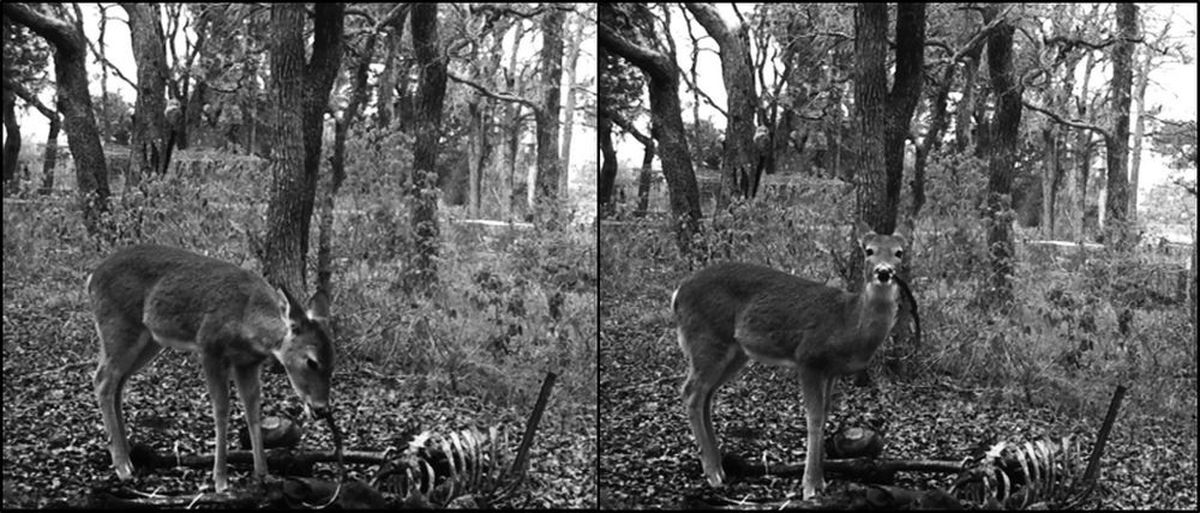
[680, 328, 747, 487]
[799, 368, 834, 499]
[94, 315, 162, 481]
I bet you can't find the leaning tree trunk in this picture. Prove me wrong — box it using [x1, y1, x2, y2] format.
[686, 3, 757, 204]
[2, 3, 110, 235]
[598, 15, 702, 253]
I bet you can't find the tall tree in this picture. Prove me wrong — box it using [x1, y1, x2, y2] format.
[599, 4, 702, 251]
[884, 4, 925, 226]
[262, 3, 344, 295]
[124, 3, 170, 184]
[3, 3, 110, 235]
[1104, 3, 1136, 248]
[559, 5, 586, 200]
[409, 3, 447, 292]
[535, 6, 564, 207]
[262, 3, 309, 295]
[686, 4, 758, 203]
[983, 5, 1020, 304]
[853, 4, 888, 231]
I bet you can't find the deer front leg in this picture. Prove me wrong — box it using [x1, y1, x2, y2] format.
[202, 356, 232, 492]
[800, 369, 831, 500]
[233, 363, 267, 481]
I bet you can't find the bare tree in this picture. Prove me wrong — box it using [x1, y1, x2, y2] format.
[3, 4, 110, 235]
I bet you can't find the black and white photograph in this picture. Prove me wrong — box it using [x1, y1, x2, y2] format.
[597, 3, 1196, 509]
[3, 1, 1199, 511]
[3, 3, 596, 508]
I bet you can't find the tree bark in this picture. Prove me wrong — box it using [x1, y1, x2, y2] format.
[263, 4, 309, 295]
[560, 8, 583, 200]
[1104, 3, 1136, 249]
[124, 3, 170, 184]
[1128, 45, 1151, 223]
[885, 3, 925, 228]
[983, 5, 1020, 304]
[955, 48, 983, 152]
[535, 6, 564, 209]
[409, 3, 447, 292]
[597, 109, 617, 217]
[2, 86, 19, 192]
[3, 4, 110, 235]
[300, 2, 344, 265]
[686, 3, 757, 203]
[853, 4, 889, 231]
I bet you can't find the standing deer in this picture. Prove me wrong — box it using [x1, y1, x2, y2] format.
[88, 244, 334, 492]
[673, 222, 907, 499]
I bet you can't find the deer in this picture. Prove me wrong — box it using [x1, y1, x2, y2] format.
[672, 221, 909, 500]
[87, 244, 334, 492]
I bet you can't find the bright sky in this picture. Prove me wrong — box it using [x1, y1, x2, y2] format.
[616, 3, 1198, 190]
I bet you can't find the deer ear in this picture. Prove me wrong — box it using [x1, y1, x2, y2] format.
[276, 287, 305, 323]
[855, 220, 877, 244]
[307, 289, 330, 321]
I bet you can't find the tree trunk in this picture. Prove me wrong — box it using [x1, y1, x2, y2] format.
[409, 3, 447, 293]
[687, 3, 757, 203]
[320, 5, 392, 296]
[2, 86, 19, 193]
[955, 48, 983, 152]
[636, 133, 654, 216]
[3, 4, 110, 235]
[1103, 3, 1135, 249]
[468, 99, 482, 215]
[301, 3, 344, 256]
[560, 10, 583, 200]
[375, 29, 399, 130]
[854, 3, 889, 230]
[1075, 51, 1097, 241]
[885, 3, 925, 229]
[263, 4, 310, 295]
[1041, 125, 1059, 237]
[599, 12, 701, 252]
[535, 7, 563, 210]
[983, 5, 1020, 304]
[41, 115, 61, 194]
[597, 110, 616, 217]
[1128, 45, 1151, 223]
[124, 3, 170, 184]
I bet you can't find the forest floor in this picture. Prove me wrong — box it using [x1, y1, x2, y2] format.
[1, 293, 595, 509]
[598, 271, 1198, 510]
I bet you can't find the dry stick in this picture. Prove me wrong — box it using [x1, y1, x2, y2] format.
[1067, 384, 1126, 507]
[506, 371, 557, 491]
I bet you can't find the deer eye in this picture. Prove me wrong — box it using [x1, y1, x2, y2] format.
[895, 249, 904, 258]
[865, 248, 875, 256]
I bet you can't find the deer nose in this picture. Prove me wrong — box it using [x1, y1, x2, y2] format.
[874, 267, 894, 283]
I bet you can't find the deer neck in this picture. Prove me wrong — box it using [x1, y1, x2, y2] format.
[853, 280, 901, 344]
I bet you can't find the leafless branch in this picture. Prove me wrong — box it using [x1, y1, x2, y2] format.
[447, 70, 538, 111]
[1022, 100, 1111, 139]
